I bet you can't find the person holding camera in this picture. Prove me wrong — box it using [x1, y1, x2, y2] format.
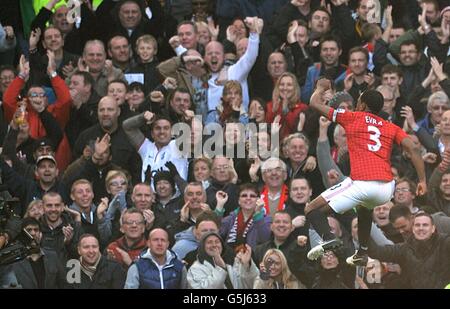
[1, 217, 66, 289]
[254, 248, 306, 289]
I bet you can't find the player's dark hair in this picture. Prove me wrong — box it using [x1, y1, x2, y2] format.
[360, 90, 384, 115]
[389, 205, 412, 224]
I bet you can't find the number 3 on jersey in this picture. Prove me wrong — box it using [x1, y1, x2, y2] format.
[367, 125, 381, 152]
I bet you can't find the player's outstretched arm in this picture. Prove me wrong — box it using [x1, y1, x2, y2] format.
[401, 136, 427, 196]
[310, 78, 332, 118]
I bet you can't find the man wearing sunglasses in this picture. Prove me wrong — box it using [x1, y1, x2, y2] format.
[2, 51, 72, 170]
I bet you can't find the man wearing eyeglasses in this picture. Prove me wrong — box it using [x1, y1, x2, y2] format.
[3, 51, 72, 170]
[106, 208, 147, 269]
[393, 178, 420, 214]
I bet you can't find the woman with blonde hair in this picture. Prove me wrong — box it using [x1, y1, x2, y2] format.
[254, 249, 306, 289]
[24, 199, 44, 220]
[266, 72, 308, 139]
[191, 156, 212, 190]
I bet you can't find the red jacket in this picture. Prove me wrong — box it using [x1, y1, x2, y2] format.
[3, 76, 72, 170]
[265, 101, 308, 139]
[106, 236, 147, 269]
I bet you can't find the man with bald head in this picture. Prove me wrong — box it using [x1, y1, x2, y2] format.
[125, 228, 188, 289]
[204, 17, 263, 124]
[30, 0, 98, 54]
[74, 95, 141, 182]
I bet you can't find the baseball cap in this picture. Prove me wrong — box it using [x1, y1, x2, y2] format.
[36, 155, 57, 166]
[33, 138, 55, 153]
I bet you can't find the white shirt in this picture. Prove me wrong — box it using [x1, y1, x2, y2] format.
[138, 139, 188, 187]
[207, 32, 260, 112]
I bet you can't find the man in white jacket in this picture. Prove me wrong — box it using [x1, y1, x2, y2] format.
[204, 17, 263, 124]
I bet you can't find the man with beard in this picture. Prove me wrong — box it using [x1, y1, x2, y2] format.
[0, 218, 66, 289]
[252, 211, 315, 288]
[73, 96, 141, 183]
[337, 47, 376, 101]
[389, 40, 428, 97]
[66, 234, 125, 289]
[39, 192, 81, 263]
[122, 111, 188, 186]
[368, 212, 450, 288]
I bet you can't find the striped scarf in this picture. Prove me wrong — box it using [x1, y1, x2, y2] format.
[227, 210, 253, 246]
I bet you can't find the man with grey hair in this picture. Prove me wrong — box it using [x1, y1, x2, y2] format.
[106, 208, 147, 269]
[284, 133, 325, 198]
[206, 156, 239, 216]
[377, 85, 399, 125]
[68, 40, 124, 96]
[260, 157, 288, 216]
[168, 182, 211, 242]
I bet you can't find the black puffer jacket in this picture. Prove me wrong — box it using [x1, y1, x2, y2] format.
[65, 256, 126, 289]
[368, 233, 450, 289]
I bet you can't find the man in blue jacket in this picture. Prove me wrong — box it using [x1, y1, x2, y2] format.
[124, 228, 187, 288]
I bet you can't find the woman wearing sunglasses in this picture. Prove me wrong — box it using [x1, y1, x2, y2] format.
[215, 183, 271, 250]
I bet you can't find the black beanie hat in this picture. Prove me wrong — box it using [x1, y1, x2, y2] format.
[153, 170, 176, 191]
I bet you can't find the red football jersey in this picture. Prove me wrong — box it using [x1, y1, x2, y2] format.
[327, 108, 408, 181]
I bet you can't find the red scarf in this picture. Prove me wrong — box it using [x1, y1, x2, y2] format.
[261, 184, 289, 215]
[363, 42, 374, 53]
[237, 210, 253, 239]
